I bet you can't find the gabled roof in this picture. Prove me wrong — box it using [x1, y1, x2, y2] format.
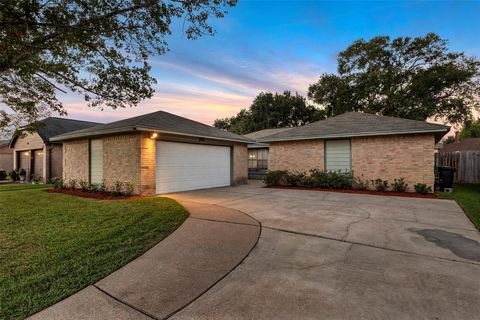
[9, 117, 101, 147]
[51, 111, 254, 144]
[259, 112, 450, 142]
[440, 138, 480, 152]
[244, 127, 294, 140]
[0, 140, 10, 148]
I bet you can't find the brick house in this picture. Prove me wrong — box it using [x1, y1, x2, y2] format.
[51, 111, 252, 195]
[0, 140, 13, 174]
[9, 118, 100, 182]
[258, 112, 450, 192]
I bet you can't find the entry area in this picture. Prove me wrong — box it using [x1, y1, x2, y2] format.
[155, 141, 231, 194]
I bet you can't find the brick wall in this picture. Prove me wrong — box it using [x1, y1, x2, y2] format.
[233, 143, 248, 184]
[351, 134, 435, 191]
[269, 139, 324, 172]
[140, 132, 156, 194]
[0, 146, 13, 172]
[103, 133, 142, 194]
[63, 139, 89, 182]
[50, 144, 63, 180]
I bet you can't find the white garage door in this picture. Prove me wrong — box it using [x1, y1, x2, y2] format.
[156, 141, 231, 194]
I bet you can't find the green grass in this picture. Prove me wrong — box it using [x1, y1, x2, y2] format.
[439, 184, 480, 231]
[0, 185, 188, 319]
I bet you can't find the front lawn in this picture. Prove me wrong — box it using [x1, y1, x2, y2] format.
[439, 184, 480, 231]
[0, 184, 188, 319]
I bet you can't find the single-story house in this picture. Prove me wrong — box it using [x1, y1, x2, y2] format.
[50, 111, 253, 195]
[244, 128, 292, 179]
[439, 137, 480, 153]
[259, 112, 450, 192]
[9, 117, 100, 182]
[0, 140, 13, 173]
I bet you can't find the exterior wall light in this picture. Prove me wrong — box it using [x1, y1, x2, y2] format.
[151, 133, 158, 139]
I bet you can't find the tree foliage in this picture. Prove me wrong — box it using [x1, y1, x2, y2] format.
[308, 33, 480, 124]
[460, 118, 480, 139]
[0, 0, 236, 134]
[214, 91, 325, 134]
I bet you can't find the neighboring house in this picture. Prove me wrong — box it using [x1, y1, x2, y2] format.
[0, 140, 13, 173]
[439, 137, 480, 153]
[51, 111, 253, 195]
[244, 128, 292, 179]
[259, 112, 449, 192]
[9, 117, 101, 182]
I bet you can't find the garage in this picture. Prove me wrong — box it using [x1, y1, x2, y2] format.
[156, 141, 231, 194]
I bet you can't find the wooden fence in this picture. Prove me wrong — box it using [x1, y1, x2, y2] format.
[436, 151, 480, 184]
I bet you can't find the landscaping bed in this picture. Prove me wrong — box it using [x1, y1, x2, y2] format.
[0, 184, 188, 319]
[270, 185, 437, 198]
[46, 188, 149, 200]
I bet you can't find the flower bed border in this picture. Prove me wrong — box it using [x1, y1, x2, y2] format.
[269, 185, 437, 198]
[46, 188, 149, 200]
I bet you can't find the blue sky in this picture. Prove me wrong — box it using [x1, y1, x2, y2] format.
[61, 1, 480, 125]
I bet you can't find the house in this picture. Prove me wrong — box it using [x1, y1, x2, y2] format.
[50, 111, 253, 195]
[244, 128, 292, 179]
[0, 140, 13, 173]
[259, 112, 450, 192]
[439, 137, 480, 153]
[9, 117, 101, 182]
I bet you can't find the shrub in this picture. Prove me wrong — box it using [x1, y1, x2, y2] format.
[67, 178, 77, 190]
[372, 178, 389, 192]
[51, 177, 64, 189]
[414, 183, 432, 194]
[287, 171, 307, 186]
[9, 170, 18, 181]
[391, 178, 408, 192]
[112, 180, 124, 196]
[79, 180, 89, 192]
[18, 168, 26, 177]
[263, 170, 289, 187]
[89, 183, 99, 193]
[0, 170, 6, 180]
[98, 179, 107, 193]
[31, 175, 42, 184]
[124, 182, 134, 196]
[308, 169, 353, 189]
[352, 175, 369, 190]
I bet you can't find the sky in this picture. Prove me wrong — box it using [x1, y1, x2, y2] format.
[13, 1, 480, 125]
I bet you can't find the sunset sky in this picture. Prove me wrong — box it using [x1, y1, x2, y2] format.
[29, 1, 480, 125]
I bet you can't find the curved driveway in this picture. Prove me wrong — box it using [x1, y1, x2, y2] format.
[168, 181, 480, 319]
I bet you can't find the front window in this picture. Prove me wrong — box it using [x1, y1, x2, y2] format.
[248, 149, 268, 169]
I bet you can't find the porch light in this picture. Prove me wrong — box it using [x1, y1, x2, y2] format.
[24, 151, 30, 156]
[151, 133, 158, 139]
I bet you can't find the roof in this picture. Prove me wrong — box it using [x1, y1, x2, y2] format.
[440, 138, 480, 152]
[0, 140, 9, 148]
[259, 112, 450, 142]
[9, 117, 101, 147]
[244, 127, 294, 140]
[51, 111, 254, 144]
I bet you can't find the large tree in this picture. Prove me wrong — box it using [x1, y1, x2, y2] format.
[459, 118, 480, 139]
[308, 33, 480, 124]
[0, 0, 236, 134]
[214, 91, 325, 134]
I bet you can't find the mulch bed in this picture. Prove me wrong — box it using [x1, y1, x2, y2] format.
[46, 188, 149, 200]
[270, 185, 437, 199]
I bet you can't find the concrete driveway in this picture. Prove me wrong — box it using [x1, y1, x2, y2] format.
[169, 181, 480, 319]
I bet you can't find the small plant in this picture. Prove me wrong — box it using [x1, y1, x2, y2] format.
[352, 175, 369, 190]
[79, 180, 89, 192]
[371, 178, 389, 192]
[112, 180, 124, 196]
[67, 178, 77, 190]
[31, 175, 42, 184]
[51, 177, 65, 189]
[18, 168, 26, 181]
[391, 178, 408, 192]
[414, 183, 432, 194]
[89, 183, 99, 193]
[263, 170, 289, 187]
[124, 181, 135, 196]
[98, 179, 107, 193]
[0, 170, 6, 180]
[9, 170, 18, 181]
[287, 171, 307, 187]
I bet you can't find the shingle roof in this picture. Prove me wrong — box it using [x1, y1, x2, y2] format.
[259, 112, 450, 142]
[244, 127, 294, 140]
[440, 138, 480, 152]
[51, 111, 254, 143]
[0, 140, 9, 148]
[9, 117, 101, 147]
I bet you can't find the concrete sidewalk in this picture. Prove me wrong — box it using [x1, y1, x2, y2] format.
[28, 200, 261, 320]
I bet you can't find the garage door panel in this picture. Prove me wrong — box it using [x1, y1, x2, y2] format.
[156, 141, 231, 194]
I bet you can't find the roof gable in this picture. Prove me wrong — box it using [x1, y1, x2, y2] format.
[260, 112, 449, 142]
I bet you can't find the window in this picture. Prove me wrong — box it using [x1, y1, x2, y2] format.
[325, 139, 351, 172]
[248, 148, 268, 169]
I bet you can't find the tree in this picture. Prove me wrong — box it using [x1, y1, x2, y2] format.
[214, 91, 325, 135]
[308, 33, 480, 124]
[459, 118, 480, 139]
[443, 136, 456, 144]
[0, 0, 236, 134]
